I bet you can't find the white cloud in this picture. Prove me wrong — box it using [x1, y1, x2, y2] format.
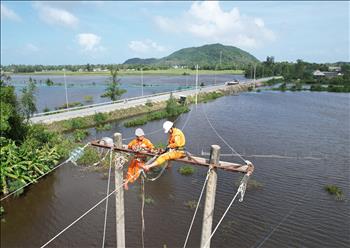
[76, 33, 104, 52]
[1, 4, 21, 21]
[128, 39, 166, 54]
[34, 2, 79, 28]
[154, 1, 276, 49]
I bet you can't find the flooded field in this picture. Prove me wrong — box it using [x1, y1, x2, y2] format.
[1, 91, 349, 248]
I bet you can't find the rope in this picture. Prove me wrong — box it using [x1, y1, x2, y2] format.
[201, 105, 246, 164]
[1, 143, 90, 201]
[40, 160, 138, 248]
[101, 148, 113, 248]
[182, 168, 212, 248]
[141, 175, 145, 248]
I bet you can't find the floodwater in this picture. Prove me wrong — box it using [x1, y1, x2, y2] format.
[10, 74, 245, 112]
[1, 91, 349, 248]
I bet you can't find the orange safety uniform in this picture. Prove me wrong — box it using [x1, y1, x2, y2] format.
[155, 128, 186, 166]
[125, 138, 154, 183]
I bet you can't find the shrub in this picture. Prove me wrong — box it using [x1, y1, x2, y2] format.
[178, 165, 196, 176]
[43, 106, 50, 112]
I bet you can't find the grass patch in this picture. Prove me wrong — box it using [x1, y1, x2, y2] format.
[324, 185, 344, 201]
[184, 200, 198, 210]
[178, 165, 196, 176]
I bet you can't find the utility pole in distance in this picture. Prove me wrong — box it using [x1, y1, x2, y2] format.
[64, 68, 69, 109]
[195, 64, 199, 105]
[141, 68, 144, 96]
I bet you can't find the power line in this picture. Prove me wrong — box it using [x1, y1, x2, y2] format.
[202, 104, 247, 164]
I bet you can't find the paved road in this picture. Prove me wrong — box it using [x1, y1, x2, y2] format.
[30, 76, 281, 124]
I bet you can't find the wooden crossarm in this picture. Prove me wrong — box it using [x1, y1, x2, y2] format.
[90, 140, 253, 173]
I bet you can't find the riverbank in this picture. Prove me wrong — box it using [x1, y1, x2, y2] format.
[5, 68, 244, 76]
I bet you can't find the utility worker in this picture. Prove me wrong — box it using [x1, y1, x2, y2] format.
[124, 128, 154, 190]
[143, 121, 185, 171]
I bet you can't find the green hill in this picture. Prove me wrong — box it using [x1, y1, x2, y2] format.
[123, 43, 259, 67]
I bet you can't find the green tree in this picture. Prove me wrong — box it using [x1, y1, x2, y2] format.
[20, 78, 37, 121]
[101, 67, 126, 101]
[0, 74, 27, 141]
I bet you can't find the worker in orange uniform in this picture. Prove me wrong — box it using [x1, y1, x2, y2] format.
[124, 128, 154, 190]
[143, 121, 185, 171]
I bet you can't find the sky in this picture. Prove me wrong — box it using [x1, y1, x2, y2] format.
[1, 1, 349, 65]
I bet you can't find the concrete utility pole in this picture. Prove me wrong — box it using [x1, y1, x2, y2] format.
[253, 64, 256, 90]
[64, 68, 69, 109]
[141, 68, 144, 96]
[195, 64, 199, 105]
[220, 51, 222, 66]
[200, 145, 220, 248]
[114, 133, 125, 248]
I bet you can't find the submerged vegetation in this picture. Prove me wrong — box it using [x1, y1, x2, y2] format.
[324, 185, 344, 201]
[184, 200, 198, 210]
[178, 165, 196, 176]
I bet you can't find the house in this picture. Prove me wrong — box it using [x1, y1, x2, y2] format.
[313, 70, 341, 78]
[328, 66, 341, 72]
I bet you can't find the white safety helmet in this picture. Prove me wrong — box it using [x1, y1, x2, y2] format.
[163, 121, 173, 133]
[135, 128, 145, 137]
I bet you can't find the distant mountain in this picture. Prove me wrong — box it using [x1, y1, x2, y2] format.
[123, 58, 158, 65]
[123, 43, 259, 66]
